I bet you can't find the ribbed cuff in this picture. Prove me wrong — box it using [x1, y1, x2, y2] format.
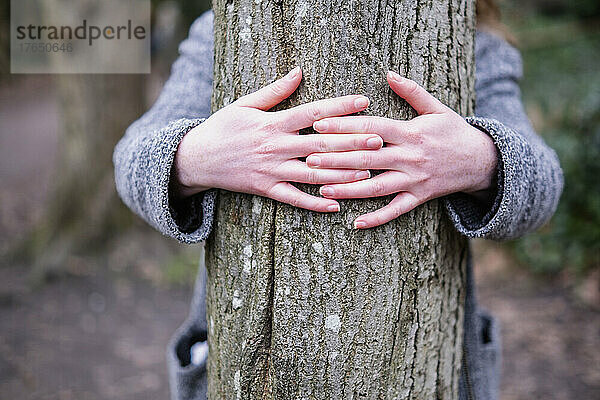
[148, 117, 216, 243]
[444, 117, 528, 239]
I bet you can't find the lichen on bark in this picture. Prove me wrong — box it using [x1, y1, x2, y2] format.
[206, 0, 475, 398]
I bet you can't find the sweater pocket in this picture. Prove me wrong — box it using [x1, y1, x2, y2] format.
[167, 320, 208, 400]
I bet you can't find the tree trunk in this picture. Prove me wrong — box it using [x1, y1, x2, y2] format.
[7, 1, 147, 274]
[206, 0, 475, 398]
[18, 75, 145, 275]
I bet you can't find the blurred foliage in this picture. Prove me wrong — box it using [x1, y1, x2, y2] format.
[162, 247, 201, 287]
[501, 0, 600, 274]
[519, 0, 600, 19]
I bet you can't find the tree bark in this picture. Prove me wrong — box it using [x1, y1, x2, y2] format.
[206, 0, 475, 398]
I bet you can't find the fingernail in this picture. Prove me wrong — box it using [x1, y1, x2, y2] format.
[356, 170, 370, 180]
[388, 70, 402, 82]
[354, 220, 367, 229]
[367, 137, 382, 149]
[307, 155, 321, 167]
[327, 203, 340, 212]
[320, 186, 334, 197]
[354, 96, 369, 109]
[313, 120, 328, 131]
[286, 66, 301, 80]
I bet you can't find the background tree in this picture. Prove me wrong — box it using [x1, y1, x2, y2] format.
[9, 0, 147, 276]
[8, 0, 212, 277]
[206, 0, 475, 398]
[20, 75, 145, 273]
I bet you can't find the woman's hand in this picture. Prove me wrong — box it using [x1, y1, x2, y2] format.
[308, 71, 498, 228]
[172, 67, 383, 213]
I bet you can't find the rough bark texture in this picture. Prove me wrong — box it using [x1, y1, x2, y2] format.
[206, 0, 475, 398]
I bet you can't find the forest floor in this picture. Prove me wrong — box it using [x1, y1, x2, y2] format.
[1, 74, 598, 400]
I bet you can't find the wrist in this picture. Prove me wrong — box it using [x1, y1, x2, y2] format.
[171, 124, 213, 198]
[463, 124, 499, 194]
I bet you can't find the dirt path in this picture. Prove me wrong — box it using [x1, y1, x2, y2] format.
[474, 241, 600, 400]
[0, 263, 191, 400]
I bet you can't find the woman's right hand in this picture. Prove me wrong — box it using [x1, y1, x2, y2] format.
[172, 66, 383, 213]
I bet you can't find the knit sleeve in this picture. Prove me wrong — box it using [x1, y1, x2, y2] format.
[113, 11, 216, 243]
[444, 30, 563, 240]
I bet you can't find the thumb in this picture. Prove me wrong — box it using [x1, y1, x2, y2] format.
[235, 66, 302, 111]
[387, 71, 448, 115]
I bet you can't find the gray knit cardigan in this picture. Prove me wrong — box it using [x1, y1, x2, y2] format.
[113, 10, 563, 400]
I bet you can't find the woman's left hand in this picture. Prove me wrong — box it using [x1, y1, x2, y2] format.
[307, 71, 499, 229]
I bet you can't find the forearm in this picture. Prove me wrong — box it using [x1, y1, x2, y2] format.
[445, 31, 563, 240]
[446, 114, 563, 241]
[113, 12, 217, 243]
[451, 116, 562, 240]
